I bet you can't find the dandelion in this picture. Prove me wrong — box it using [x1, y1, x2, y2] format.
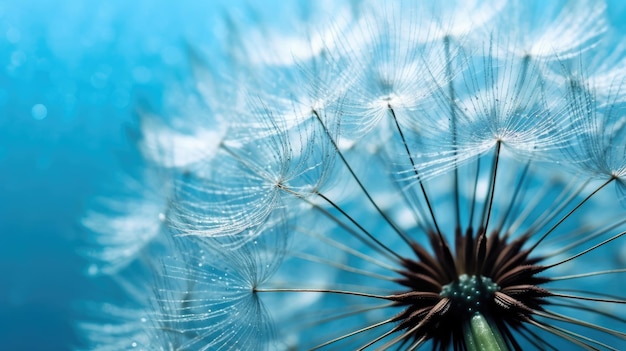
[81, 1, 626, 350]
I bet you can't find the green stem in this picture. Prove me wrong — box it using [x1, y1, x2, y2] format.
[464, 313, 509, 351]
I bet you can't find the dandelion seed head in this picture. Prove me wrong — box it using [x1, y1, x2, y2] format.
[82, 1, 626, 350]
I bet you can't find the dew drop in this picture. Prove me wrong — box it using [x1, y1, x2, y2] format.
[87, 264, 99, 276]
[31, 104, 47, 120]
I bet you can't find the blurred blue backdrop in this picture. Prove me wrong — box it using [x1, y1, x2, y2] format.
[0, 1, 252, 349]
[1, 0, 626, 350]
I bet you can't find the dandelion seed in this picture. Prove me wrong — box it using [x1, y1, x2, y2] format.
[81, 167, 172, 274]
[168, 98, 339, 248]
[560, 69, 626, 204]
[480, 0, 607, 60]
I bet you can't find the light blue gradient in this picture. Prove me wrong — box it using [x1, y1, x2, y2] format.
[2, 1, 625, 350]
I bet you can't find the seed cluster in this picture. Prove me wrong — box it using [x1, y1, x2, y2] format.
[440, 274, 500, 316]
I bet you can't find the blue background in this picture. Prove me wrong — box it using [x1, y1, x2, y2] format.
[1, 1, 626, 350]
[0, 1, 247, 349]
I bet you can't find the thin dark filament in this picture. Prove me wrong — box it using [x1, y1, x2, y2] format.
[550, 292, 626, 304]
[444, 35, 461, 229]
[375, 322, 422, 351]
[481, 140, 502, 235]
[299, 303, 396, 330]
[377, 298, 449, 350]
[253, 288, 391, 300]
[309, 318, 396, 350]
[526, 178, 590, 235]
[526, 318, 598, 351]
[454, 335, 464, 351]
[550, 268, 626, 281]
[543, 217, 626, 257]
[544, 230, 626, 269]
[311, 109, 414, 249]
[516, 324, 559, 351]
[508, 177, 584, 236]
[548, 301, 626, 324]
[356, 327, 397, 351]
[497, 159, 531, 234]
[546, 218, 626, 249]
[316, 192, 404, 261]
[468, 156, 482, 229]
[295, 191, 400, 263]
[375, 150, 431, 234]
[498, 324, 523, 351]
[387, 104, 444, 239]
[530, 177, 615, 252]
[289, 251, 395, 281]
[550, 287, 626, 301]
[297, 226, 398, 272]
[532, 312, 620, 351]
[472, 142, 501, 275]
[534, 309, 626, 340]
[405, 334, 428, 351]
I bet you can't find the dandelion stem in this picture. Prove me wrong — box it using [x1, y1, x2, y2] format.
[464, 313, 509, 351]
